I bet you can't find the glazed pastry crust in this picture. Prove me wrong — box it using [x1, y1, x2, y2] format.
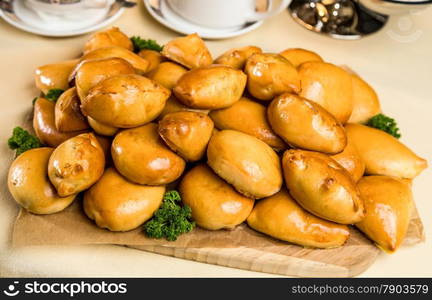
[48, 133, 105, 196]
[174, 65, 247, 109]
[138, 49, 165, 73]
[210, 98, 286, 150]
[73, 57, 136, 100]
[158, 111, 214, 161]
[80, 46, 149, 73]
[54, 87, 89, 132]
[247, 188, 349, 248]
[112, 123, 186, 185]
[299, 62, 353, 124]
[207, 130, 282, 199]
[214, 46, 262, 69]
[161, 33, 213, 69]
[8, 148, 76, 214]
[347, 74, 381, 124]
[267, 93, 346, 154]
[83, 27, 133, 54]
[147, 62, 188, 90]
[180, 164, 254, 230]
[34, 60, 78, 95]
[356, 176, 413, 252]
[33, 97, 88, 147]
[282, 149, 365, 224]
[345, 123, 427, 179]
[331, 135, 365, 182]
[81, 74, 170, 128]
[245, 53, 300, 100]
[84, 168, 165, 231]
[279, 48, 323, 67]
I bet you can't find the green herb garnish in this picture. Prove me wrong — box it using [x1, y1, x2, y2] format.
[130, 36, 163, 53]
[32, 97, 38, 105]
[144, 190, 195, 241]
[8, 126, 42, 156]
[366, 113, 401, 138]
[45, 88, 64, 102]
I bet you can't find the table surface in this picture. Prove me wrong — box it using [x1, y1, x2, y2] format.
[1, 2, 431, 277]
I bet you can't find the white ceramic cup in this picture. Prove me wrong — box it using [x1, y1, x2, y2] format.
[166, 0, 292, 29]
[25, 0, 114, 15]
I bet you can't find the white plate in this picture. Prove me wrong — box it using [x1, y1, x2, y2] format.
[143, 0, 264, 39]
[0, 0, 125, 37]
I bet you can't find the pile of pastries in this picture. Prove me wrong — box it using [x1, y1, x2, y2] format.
[7, 27, 427, 252]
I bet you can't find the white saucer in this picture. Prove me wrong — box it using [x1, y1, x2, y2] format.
[0, 0, 125, 37]
[143, 0, 264, 39]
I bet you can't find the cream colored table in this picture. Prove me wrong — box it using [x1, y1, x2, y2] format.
[1, 3, 431, 277]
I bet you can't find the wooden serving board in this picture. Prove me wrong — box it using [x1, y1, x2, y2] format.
[130, 232, 380, 278]
[11, 198, 424, 277]
[131, 209, 424, 277]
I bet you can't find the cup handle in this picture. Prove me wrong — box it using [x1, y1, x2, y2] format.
[247, 0, 292, 22]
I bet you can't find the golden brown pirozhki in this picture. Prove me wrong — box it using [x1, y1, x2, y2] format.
[356, 176, 413, 253]
[158, 111, 214, 161]
[161, 33, 212, 69]
[83, 27, 133, 54]
[180, 164, 254, 230]
[279, 48, 323, 67]
[174, 65, 247, 109]
[209, 98, 286, 150]
[8, 148, 77, 214]
[112, 123, 185, 185]
[214, 46, 262, 69]
[87, 117, 119, 136]
[207, 130, 282, 199]
[157, 96, 209, 120]
[54, 87, 89, 132]
[331, 135, 365, 182]
[48, 133, 105, 197]
[81, 74, 170, 128]
[347, 74, 381, 124]
[147, 62, 188, 90]
[72, 57, 136, 100]
[138, 49, 165, 73]
[267, 93, 346, 154]
[34, 60, 78, 95]
[245, 53, 300, 100]
[84, 168, 165, 231]
[247, 188, 350, 248]
[282, 149, 365, 224]
[298, 62, 353, 124]
[33, 97, 88, 147]
[80, 46, 149, 73]
[346, 123, 427, 179]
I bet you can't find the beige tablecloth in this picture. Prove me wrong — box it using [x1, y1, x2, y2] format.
[0, 2, 431, 277]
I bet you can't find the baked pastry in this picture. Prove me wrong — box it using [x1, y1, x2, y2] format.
[48, 133, 105, 196]
[346, 123, 427, 179]
[8, 148, 76, 214]
[267, 93, 346, 154]
[112, 123, 185, 185]
[84, 168, 165, 231]
[247, 188, 350, 248]
[207, 130, 282, 199]
[180, 164, 254, 230]
[282, 149, 365, 224]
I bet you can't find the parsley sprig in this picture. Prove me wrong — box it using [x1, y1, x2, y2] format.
[144, 190, 195, 241]
[366, 113, 401, 139]
[130, 36, 163, 53]
[45, 88, 64, 102]
[8, 126, 42, 156]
